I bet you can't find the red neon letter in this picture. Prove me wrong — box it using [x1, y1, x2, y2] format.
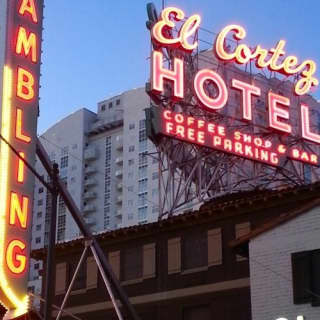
[16, 108, 31, 143]
[18, 152, 25, 183]
[151, 50, 184, 100]
[15, 26, 37, 63]
[194, 69, 228, 111]
[18, 0, 38, 23]
[232, 79, 261, 120]
[17, 67, 35, 101]
[9, 192, 29, 229]
[6, 240, 27, 274]
[301, 104, 320, 143]
[268, 92, 291, 133]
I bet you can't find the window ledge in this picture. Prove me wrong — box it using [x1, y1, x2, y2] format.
[121, 278, 143, 286]
[70, 288, 86, 295]
[181, 266, 208, 275]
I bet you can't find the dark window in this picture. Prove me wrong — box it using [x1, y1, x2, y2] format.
[34, 263, 40, 270]
[68, 260, 86, 290]
[60, 156, 68, 169]
[292, 249, 320, 306]
[38, 187, 44, 194]
[36, 224, 41, 231]
[35, 237, 41, 244]
[101, 104, 106, 111]
[182, 231, 208, 270]
[116, 99, 120, 105]
[129, 123, 135, 130]
[108, 102, 113, 109]
[129, 145, 135, 152]
[121, 246, 142, 281]
[37, 199, 43, 206]
[37, 211, 42, 218]
[183, 305, 210, 320]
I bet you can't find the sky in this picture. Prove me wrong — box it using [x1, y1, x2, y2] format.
[38, 0, 320, 133]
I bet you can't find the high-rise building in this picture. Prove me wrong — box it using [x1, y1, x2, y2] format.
[28, 87, 161, 296]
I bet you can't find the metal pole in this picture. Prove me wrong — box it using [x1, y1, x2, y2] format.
[36, 139, 140, 320]
[44, 162, 59, 320]
[90, 244, 124, 320]
[56, 245, 89, 320]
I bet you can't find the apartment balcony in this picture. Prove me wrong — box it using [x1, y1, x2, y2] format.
[84, 178, 97, 186]
[84, 217, 96, 225]
[116, 135, 123, 151]
[83, 204, 96, 212]
[83, 191, 97, 200]
[84, 165, 97, 175]
[117, 182, 123, 190]
[115, 170, 123, 178]
[116, 195, 123, 204]
[115, 157, 123, 165]
[84, 147, 97, 161]
[115, 209, 122, 217]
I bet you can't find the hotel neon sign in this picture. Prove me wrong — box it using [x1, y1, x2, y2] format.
[149, 6, 320, 166]
[0, 0, 43, 317]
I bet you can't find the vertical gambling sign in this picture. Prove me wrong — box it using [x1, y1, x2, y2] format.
[0, 0, 43, 317]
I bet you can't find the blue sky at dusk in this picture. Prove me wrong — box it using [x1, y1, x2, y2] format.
[38, 0, 320, 133]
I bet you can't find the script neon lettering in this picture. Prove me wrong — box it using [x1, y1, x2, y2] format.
[151, 7, 200, 51]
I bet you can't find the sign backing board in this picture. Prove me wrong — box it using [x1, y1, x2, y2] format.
[0, 0, 44, 317]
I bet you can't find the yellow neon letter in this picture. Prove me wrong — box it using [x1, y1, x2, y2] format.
[9, 192, 28, 229]
[6, 240, 27, 274]
[17, 67, 35, 101]
[15, 26, 37, 63]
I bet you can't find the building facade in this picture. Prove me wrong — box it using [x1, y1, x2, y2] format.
[28, 88, 161, 297]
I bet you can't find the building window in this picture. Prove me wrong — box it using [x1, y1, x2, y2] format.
[128, 213, 134, 220]
[35, 237, 41, 244]
[68, 260, 86, 290]
[37, 211, 42, 218]
[116, 99, 120, 105]
[60, 156, 68, 169]
[292, 249, 320, 306]
[139, 129, 147, 142]
[138, 178, 148, 193]
[139, 165, 148, 179]
[182, 231, 208, 270]
[139, 152, 148, 166]
[129, 123, 135, 130]
[36, 224, 41, 231]
[108, 102, 113, 109]
[38, 187, 44, 194]
[129, 145, 135, 152]
[138, 206, 147, 221]
[138, 192, 148, 207]
[37, 199, 43, 206]
[183, 305, 211, 320]
[101, 104, 106, 111]
[152, 172, 159, 180]
[121, 246, 142, 281]
[34, 263, 40, 270]
[139, 119, 146, 130]
[128, 159, 134, 166]
[152, 157, 158, 164]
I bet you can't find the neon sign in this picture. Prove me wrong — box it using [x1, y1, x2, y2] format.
[151, 7, 318, 96]
[0, 0, 43, 317]
[148, 6, 320, 167]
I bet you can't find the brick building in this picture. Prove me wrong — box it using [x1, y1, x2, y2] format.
[31, 183, 320, 320]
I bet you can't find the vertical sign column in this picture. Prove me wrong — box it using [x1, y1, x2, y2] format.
[0, 0, 44, 318]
